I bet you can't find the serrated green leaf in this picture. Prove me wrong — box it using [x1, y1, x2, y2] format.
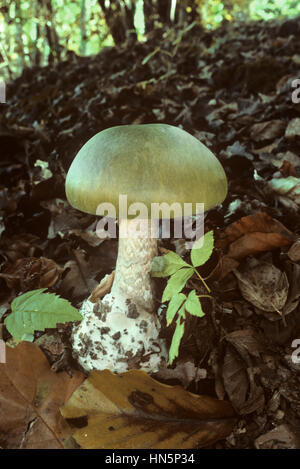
[185, 290, 204, 317]
[168, 317, 185, 365]
[162, 267, 194, 302]
[191, 230, 214, 267]
[5, 289, 83, 341]
[166, 293, 186, 326]
[151, 251, 191, 278]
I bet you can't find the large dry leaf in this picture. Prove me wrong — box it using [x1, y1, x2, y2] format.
[234, 261, 289, 313]
[288, 240, 300, 262]
[250, 119, 285, 141]
[216, 212, 295, 260]
[285, 118, 300, 139]
[60, 369, 235, 449]
[268, 176, 300, 211]
[222, 346, 265, 415]
[0, 257, 62, 291]
[225, 329, 265, 361]
[0, 342, 84, 449]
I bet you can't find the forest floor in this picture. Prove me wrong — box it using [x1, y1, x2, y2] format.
[0, 16, 300, 449]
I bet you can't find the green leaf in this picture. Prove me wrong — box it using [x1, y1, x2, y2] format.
[185, 290, 204, 317]
[168, 317, 185, 365]
[162, 267, 194, 302]
[191, 230, 214, 267]
[166, 293, 186, 326]
[5, 289, 83, 341]
[151, 251, 191, 278]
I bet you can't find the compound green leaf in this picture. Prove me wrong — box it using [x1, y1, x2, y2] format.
[5, 289, 82, 341]
[185, 290, 204, 317]
[162, 268, 194, 302]
[168, 317, 185, 365]
[191, 231, 214, 267]
[166, 293, 186, 326]
[151, 251, 191, 278]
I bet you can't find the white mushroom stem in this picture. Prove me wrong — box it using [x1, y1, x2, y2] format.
[72, 218, 168, 373]
[112, 218, 158, 312]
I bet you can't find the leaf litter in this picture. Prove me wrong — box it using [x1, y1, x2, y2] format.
[0, 15, 300, 448]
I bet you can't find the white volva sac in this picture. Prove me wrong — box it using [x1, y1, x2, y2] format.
[72, 218, 168, 372]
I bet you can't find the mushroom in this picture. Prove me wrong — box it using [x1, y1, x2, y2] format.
[65, 124, 227, 373]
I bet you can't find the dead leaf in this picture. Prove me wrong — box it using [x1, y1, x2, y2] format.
[60, 369, 235, 449]
[285, 118, 300, 139]
[270, 151, 300, 169]
[222, 346, 265, 415]
[255, 424, 300, 449]
[252, 141, 279, 154]
[90, 271, 115, 303]
[250, 120, 285, 142]
[0, 257, 63, 291]
[0, 342, 84, 449]
[216, 212, 295, 260]
[234, 261, 289, 314]
[288, 240, 300, 262]
[154, 359, 207, 388]
[60, 249, 98, 299]
[69, 229, 105, 248]
[0, 234, 41, 263]
[268, 176, 300, 210]
[225, 329, 265, 361]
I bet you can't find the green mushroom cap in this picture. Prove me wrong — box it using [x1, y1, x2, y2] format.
[65, 124, 227, 219]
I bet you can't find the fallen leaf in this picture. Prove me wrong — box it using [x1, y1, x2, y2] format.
[216, 212, 295, 260]
[222, 346, 265, 415]
[255, 424, 300, 449]
[154, 359, 207, 388]
[0, 257, 63, 291]
[288, 240, 300, 262]
[268, 176, 300, 210]
[60, 369, 235, 449]
[285, 118, 300, 139]
[90, 271, 115, 303]
[60, 249, 98, 299]
[234, 261, 289, 313]
[0, 342, 84, 449]
[225, 329, 265, 361]
[250, 120, 285, 142]
[270, 151, 300, 169]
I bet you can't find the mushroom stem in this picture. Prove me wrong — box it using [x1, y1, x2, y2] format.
[72, 217, 168, 373]
[112, 218, 158, 311]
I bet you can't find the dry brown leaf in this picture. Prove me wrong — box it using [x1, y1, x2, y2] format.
[234, 261, 289, 313]
[288, 240, 300, 262]
[225, 329, 265, 361]
[285, 118, 300, 139]
[268, 176, 300, 210]
[0, 257, 63, 291]
[154, 359, 207, 388]
[216, 212, 295, 260]
[252, 141, 279, 154]
[0, 342, 84, 449]
[250, 120, 285, 142]
[60, 249, 98, 299]
[0, 234, 40, 263]
[69, 229, 105, 247]
[60, 369, 235, 449]
[90, 271, 115, 303]
[255, 424, 300, 449]
[222, 346, 265, 415]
